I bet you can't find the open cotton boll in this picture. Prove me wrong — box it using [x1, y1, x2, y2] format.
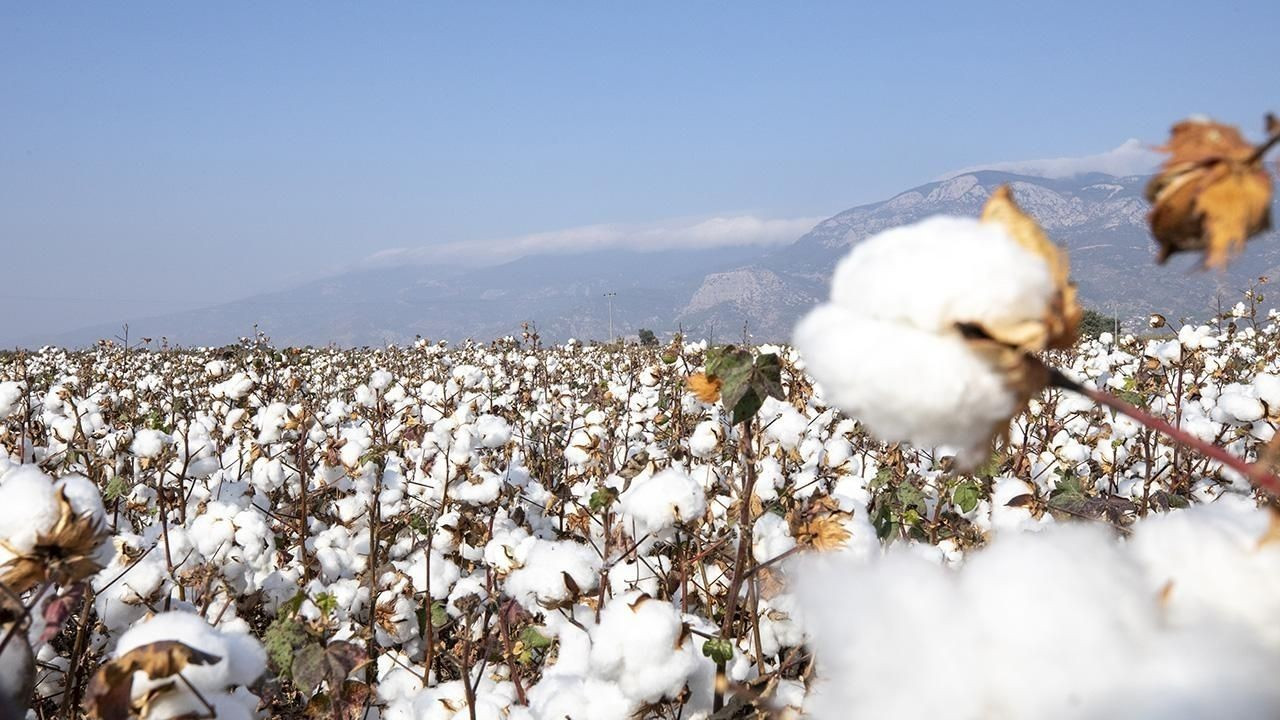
[759, 397, 808, 451]
[129, 428, 169, 458]
[0, 381, 23, 419]
[617, 468, 706, 539]
[504, 539, 601, 612]
[798, 517, 1280, 720]
[473, 414, 512, 448]
[794, 200, 1077, 468]
[527, 675, 633, 720]
[0, 466, 61, 552]
[590, 592, 710, 706]
[1217, 386, 1266, 423]
[112, 611, 266, 719]
[796, 307, 1024, 467]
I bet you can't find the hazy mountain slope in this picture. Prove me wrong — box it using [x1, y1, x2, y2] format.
[35, 172, 1280, 348]
[681, 171, 1280, 340]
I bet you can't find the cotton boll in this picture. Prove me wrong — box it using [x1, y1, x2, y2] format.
[1255, 373, 1280, 410]
[590, 592, 710, 705]
[829, 216, 1054, 334]
[688, 420, 722, 459]
[795, 307, 1022, 467]
[617, 468, 706, 539]
[113, 611, 266, 713]
[0, 382, 24, 419]
[527, 675, 633, 720]
[473, 414, 512, 448]
[0, 465, 61, 553]
[752, 512, 797, 564]
[1223, 394, 1266, 424]
[759, 397, 808, 451]
[1128, 500, 1280, 647]
[130, 428, 170, 458]
[798, 549, 978, 719]
[504, 540, 601, 612]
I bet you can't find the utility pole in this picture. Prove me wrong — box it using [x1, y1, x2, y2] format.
[603, 292, 617, 343]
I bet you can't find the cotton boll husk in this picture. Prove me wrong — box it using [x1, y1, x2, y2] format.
[795, 306, 1021, 467]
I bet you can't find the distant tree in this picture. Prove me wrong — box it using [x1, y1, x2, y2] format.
[1080, 308, 1118, 339]
[637, 328, 659, 346]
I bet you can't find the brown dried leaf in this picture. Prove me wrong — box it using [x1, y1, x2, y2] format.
[686, 372, 722, 403]
[1146, 118, 1274, 268]
[84, 641, 221, 720]
[796, 513, 852, 551]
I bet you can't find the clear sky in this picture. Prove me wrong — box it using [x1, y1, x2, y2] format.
[2, 1, 1277, 340]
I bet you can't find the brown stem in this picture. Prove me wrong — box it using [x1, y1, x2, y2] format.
[1048, 368, 1280, 497]
[1246, 122, 1280, 166]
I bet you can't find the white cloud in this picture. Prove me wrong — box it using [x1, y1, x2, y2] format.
[942, 139, 1161, 180]
[367, 214, 821, 267]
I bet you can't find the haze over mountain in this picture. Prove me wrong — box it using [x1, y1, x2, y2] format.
[31, 170, 1280, 349]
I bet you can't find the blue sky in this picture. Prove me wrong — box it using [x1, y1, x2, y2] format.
[1, 2, 1277, 339]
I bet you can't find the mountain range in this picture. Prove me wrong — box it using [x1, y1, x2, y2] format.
[35, 171, 1280, 348]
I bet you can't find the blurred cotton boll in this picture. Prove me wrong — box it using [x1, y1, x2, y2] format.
[794, 191, 1078, 467]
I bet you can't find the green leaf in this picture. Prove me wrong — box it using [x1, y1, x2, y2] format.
[104, 476, 129, 502]
[701, 637, 734, 664]
[263, 615, 307, 677]
[972, 453, 1002, 480]
[430, 601, 449, 628]
[589, 486, 618, 512]
[315, 592, 338, 618]
[519, 626, 552, 651]
[953, 481, 982, 514]
[705, 347, 785, 425]
[280, 591, 306, 618]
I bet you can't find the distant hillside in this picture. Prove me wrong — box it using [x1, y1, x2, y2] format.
[36, 172, 1280, 348]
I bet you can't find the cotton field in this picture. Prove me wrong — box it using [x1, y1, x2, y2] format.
[4, 304, 1280, 719]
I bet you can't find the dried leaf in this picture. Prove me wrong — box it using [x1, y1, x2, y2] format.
[84, 641, 221, 720]
[686, 372, 722, 403]
[39, 583, 85, 644]
[1146, 117, 1274, 268]
[796, 513, 851, 551]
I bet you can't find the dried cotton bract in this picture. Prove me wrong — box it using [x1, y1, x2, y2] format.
[793, 187, 1078, 467]
[1146, 115, 1276, 268]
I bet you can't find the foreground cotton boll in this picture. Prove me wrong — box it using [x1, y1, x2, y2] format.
[796, 518, 1280, 720]
[793, 206, 1073, 467]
